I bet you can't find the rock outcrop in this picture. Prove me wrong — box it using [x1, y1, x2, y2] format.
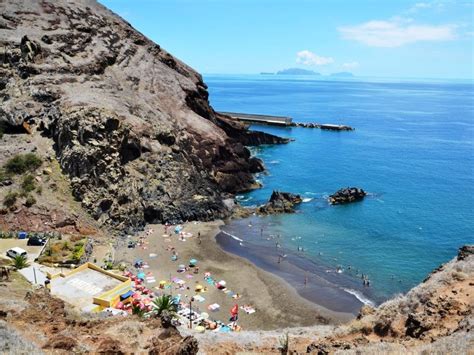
[328, 187, 366, 205]
[0, 0, 287, 232]
[257, 190, 302, 214]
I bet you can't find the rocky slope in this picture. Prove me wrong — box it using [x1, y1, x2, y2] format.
[0, 0, 287, 233]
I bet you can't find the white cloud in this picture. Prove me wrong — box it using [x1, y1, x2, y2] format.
[339, 19, 456, 47]
[342, 61, 359, 69]
[408, 2, 432, 12]
[296, 50, 334, 66]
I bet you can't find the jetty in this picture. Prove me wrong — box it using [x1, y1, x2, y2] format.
[220, 111, 354, 131]
[220, 111, 293, 126]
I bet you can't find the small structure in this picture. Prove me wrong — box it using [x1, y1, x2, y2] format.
[47, 262, 131, 312]
[220, 112, 293, 126]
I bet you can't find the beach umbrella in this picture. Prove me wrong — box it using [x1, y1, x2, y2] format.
[116, 302, 124, 309]
[132, 293, 140, 299]
[189, 258, 198, 265]
[195, 325, 205, 333]
[137, 272, 146, 280]
[204, 272, 211, 277]
[195, 284, 203, 292]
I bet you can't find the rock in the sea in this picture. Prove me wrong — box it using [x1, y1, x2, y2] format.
[257, 190, 302, 214]
[328, 187, 366, 205]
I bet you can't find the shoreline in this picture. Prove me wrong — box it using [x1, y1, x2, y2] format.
[114, 220, 353, 331]
[218, 215, 381, 314]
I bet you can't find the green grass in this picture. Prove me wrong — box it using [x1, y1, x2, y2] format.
[4, 153, 42, 175]
[21, 174, 36, 193]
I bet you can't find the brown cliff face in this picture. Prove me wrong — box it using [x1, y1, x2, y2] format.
[0, 0, 287, 232]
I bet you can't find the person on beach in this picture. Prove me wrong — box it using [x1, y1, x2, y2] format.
[260, 227, 263, 237]
[198, 232, 202, 244]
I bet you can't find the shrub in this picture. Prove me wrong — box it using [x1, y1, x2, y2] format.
[132, 304, 146, 318]
[21, 175, 36, 193]
[62, 241, 70, 250]
[12, 255, 29, 269]
[3, 191, 18, 208]
[25, 195, 36, 207]
[152, 295, 178, 317]
[4, 153, 42, 175]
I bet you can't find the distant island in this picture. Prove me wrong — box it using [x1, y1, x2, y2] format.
[330, 72, 354, 77]
[276, 68, 320, 75]
[260, 72, 275, 75]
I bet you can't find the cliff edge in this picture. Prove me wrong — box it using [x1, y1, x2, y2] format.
[0, 0, 286, 233]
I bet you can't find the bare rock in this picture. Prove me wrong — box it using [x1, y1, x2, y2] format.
[257, 190, 302, 215]
[329, 187, 366, 205]
[0, 0, 289, 233]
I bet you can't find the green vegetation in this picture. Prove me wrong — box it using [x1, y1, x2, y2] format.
[3, 191, 18, 208]
[12, 255, 30, 269]
[72, 242, 85, 261]
[152, 295, 178, 317]
[38, 236, 87, 265]
[21, 174, 36, 193]
[36, 186, 42, 195]
[4, 153, 42, 175]
[132, 304, 146, 318]
[25, 195, 36, 207]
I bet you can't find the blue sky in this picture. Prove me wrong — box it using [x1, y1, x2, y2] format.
[100, 0, 473, 79]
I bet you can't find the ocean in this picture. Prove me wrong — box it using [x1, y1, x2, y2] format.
[205, 74, 474, 313]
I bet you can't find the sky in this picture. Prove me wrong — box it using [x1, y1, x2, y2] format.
[99, 0, 474, 79]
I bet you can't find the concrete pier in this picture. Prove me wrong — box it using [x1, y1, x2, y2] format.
[219, 112, 293, 126]
[220, 111, 354, 131]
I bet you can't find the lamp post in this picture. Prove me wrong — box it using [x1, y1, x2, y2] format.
[189, 297, 194, 329]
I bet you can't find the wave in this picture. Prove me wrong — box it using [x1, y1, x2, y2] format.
[221, 231, 244, 242]
[343, 288, 375, 307]
[302, 197, 313, 203]
[268, 160, 280, 164]
[235, 195, 253, 202]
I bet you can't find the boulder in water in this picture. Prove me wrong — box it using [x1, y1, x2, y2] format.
[329, 187, 366, 205]
[257, 190, 302, 214]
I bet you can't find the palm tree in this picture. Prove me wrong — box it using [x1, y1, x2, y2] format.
[152, 294, 178, 317]
[12, 255, 29, 269]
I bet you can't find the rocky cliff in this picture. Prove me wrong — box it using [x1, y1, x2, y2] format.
[0, 0, 287, 233]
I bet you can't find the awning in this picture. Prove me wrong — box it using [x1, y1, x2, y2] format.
[120, 290, 133, 300]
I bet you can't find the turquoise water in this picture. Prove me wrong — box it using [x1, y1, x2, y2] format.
[206, 75, 474, 304]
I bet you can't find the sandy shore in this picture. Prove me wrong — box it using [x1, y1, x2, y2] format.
[114, 220, 353, 331]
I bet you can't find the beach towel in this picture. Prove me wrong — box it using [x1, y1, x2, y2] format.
[240, 306, 256, 314]
[193, 295, 205, 303]
[208, 303, 220, 312]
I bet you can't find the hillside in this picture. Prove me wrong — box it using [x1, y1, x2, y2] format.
[0, 0, 286, 234]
